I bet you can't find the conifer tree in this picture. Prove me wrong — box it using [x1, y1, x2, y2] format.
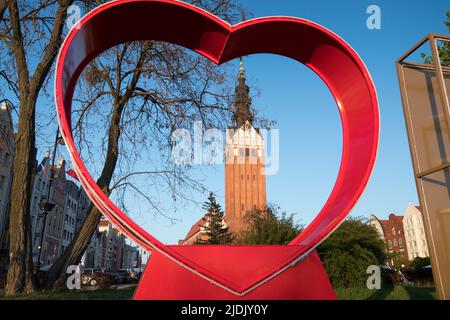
[196, 193, 234, 245]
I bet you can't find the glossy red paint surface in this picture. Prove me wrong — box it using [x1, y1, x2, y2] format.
[134, 248, 336, 300]
[55, 0, 379, 296]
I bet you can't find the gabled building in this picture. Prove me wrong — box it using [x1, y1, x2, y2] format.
[178, 214, 228, 245]
[370, 204, 430, 266]
[403, 203, 429, 260]
[370, 213, 408, 266]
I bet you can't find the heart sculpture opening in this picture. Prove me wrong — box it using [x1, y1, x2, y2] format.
[54, 0, 379, 296]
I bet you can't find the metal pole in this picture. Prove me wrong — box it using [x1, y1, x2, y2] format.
[34, 129, 60, 273]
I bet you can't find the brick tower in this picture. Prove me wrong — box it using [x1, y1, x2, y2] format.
[225, 58, 267, 234]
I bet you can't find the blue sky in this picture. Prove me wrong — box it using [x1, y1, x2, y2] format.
[142, 0, 449, 244]
[4, 0, 449, 245]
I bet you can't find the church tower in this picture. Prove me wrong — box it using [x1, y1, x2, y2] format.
[225, 59, 267, 234]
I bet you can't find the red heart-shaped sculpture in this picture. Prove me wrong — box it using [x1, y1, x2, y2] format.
[55, 0, 379, 296]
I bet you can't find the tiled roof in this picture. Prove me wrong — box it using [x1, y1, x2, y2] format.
[99, 220, 110, 228]
[182, 215, 208, 243]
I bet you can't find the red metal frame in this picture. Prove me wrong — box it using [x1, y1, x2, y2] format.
[54, 0, 379, 297]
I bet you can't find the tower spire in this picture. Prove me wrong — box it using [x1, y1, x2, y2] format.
[232, 57, 253, 127]
[238, 57, 245, 80]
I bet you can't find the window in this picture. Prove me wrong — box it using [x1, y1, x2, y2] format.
[388, 240, 392, 248]
[253, 174, 255, 181]
[393, 239, 397, 247]
[399, 239, 403, 248]
[413, 240, 417, 247]
[241, 204, 244, 211]
[392, 228, 396, 236]
[241, 174, 243, 180]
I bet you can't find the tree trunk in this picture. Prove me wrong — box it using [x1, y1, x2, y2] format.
[4, 98, 36, 295]
[3, 0, 73, 295]
[0, 0, 7, 22]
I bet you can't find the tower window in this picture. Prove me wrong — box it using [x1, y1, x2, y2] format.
[247, 174, 249, 180]
[241, 204, 244, 211]
[253, 175, 255, 181]
[241, 174, 243, 180]
[245, 148, 249, 157]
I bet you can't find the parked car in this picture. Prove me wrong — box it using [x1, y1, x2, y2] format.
[114, 269, 131, 284]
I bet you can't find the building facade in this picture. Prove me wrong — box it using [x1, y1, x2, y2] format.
[370, 213, 408, 266]
[370, 204, 430, 266]
[403, 204, 429, 260]
[40, 158, 67, 266]
[0, 100, 15, 271]
[82, 219, 136, 270]
[61, 180, 80, 252]
[1, 144, 137, 271]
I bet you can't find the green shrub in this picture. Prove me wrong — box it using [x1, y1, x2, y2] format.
[317, 218, 387, 288]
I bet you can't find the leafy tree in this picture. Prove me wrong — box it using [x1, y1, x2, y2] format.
[409, 257, 431, 270]
[317, 218, 387, 288]
[402, 257, 433, 286]
[195, 193, 233, 245]
[389, 252, 410, 270]
[236, 204, 302, 245]
[421, 11, 450, 66]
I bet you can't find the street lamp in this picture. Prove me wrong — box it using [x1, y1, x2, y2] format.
[34, 128, 64, 274]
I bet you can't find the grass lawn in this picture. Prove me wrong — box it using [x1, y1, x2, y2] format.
[0, 287, 136, 300]
[335, 286, 436, 300]
[1, 285, 435, 300]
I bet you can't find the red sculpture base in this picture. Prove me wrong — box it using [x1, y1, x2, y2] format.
[134, 246, 336, 300]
